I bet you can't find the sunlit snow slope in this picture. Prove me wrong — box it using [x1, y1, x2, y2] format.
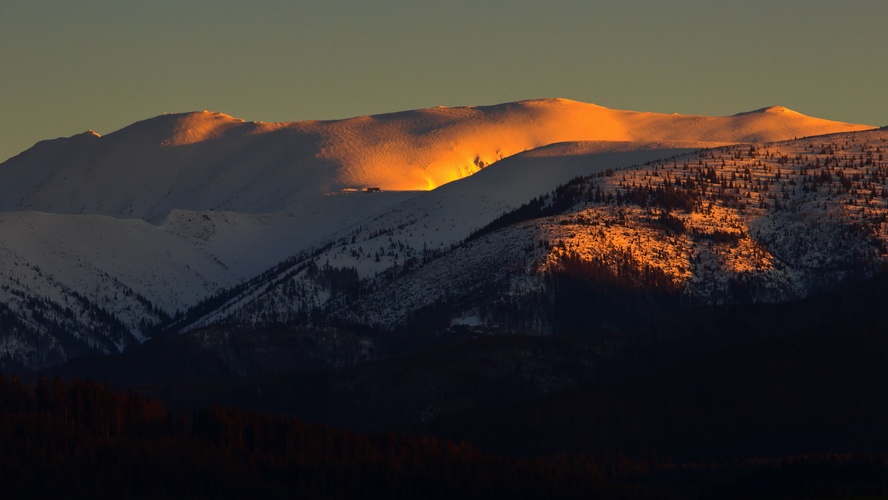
[0, 98, 875, 367]
[0, 99, 871, 219]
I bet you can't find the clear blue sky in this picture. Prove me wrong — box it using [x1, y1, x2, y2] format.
[2, 0, 886, 162]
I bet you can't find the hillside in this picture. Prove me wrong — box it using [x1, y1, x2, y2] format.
[195, 129, 888, 335]
[0, 99, 876, 368]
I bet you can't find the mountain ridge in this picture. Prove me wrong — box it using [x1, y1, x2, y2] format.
[5, 99, 872, 210]
[0, 98, 881, 369]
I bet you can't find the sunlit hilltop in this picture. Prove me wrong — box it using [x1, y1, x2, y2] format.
[1, 99, 871, 223]
[314, 98, 872, 191]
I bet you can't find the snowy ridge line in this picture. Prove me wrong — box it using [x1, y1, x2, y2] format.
[0, 99, 872, 220]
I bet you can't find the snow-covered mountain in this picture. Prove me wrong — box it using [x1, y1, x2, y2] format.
[177, 128, 888, 334]
[3, 99, 869, 217]
[0, 98, 877, 368]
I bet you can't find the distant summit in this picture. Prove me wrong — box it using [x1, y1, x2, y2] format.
[733, 105, 800, 116]
[0, 99, 873, 222]
[7, 98, 872, 208]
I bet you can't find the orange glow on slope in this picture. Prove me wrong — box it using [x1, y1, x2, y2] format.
[150, 99, 874, 195]
[313, 98, 873, 192]
[535, 131, 888, 300]
[160, 111, 246, 147]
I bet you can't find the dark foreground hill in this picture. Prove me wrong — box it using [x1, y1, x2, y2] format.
[2, 374, 888, 498]
[16, 271, 884, 497]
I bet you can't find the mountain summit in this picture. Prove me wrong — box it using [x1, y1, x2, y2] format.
[1, 99, 872, 221]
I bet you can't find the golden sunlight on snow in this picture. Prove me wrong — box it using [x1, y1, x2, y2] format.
[315, 99, 872, 191]
[161, 111, 245, 147]
[157, 99, 873, 192]
[539, 203, 776, 292]
[535, 131, 888, 302]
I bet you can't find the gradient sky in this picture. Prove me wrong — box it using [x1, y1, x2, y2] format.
[2, 0, 886, 162]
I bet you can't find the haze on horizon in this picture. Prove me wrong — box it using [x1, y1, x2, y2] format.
[2, 0, 886, 163]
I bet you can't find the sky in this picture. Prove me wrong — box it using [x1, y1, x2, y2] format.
[2, 0, 886, 162]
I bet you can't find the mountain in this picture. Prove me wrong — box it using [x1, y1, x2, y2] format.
[1, 99, 871, 218]
[178, 128, 888, 335]
[0, 98, 877, 369]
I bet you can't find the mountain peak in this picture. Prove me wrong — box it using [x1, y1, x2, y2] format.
[513, 97, 609, 110]
[161, 110, 246, 146]
[519, 97, 584, 105]
[761, 105, 795, 114]
[103, 110, 249, 147]
[757, 106, 804, 116]
[172, 110, 241, 120]
[733, 105, 803, 117]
